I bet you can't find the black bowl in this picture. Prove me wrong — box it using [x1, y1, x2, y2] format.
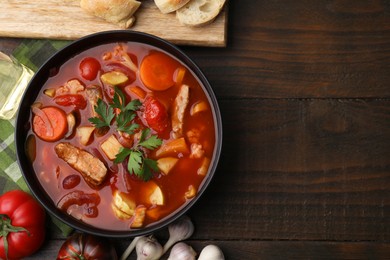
[15, 31, 222, 237]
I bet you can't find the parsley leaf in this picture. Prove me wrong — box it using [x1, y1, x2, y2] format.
[128, 150, 143, 176]
[139, 133, 163, 150]
[113, 147, 132, 164]
[88, 99, 115, 128]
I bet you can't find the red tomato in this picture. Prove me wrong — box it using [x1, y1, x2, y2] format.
[79, 57, 101, 80]
[54, 94, 87, 109]
[143, 96, 170, 134]
[57, 232, 117, 260]
[0, 190, 46, 260]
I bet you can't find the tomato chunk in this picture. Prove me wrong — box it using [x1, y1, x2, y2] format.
[54, 94, 87, 109]
[143, 96, 170, 134]
[79, 57, 101, 81]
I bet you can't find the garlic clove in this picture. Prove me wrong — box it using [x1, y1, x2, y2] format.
[163, 215, 195, 254]
[198, 244, 225, 260]
[168, 242, 196, 260]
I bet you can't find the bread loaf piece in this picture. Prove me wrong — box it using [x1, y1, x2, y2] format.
[80, 0, 141, 28]
[154, 0, 191, 14]
[176, 0, 226, 27]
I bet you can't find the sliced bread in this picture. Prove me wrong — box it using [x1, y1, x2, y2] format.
[154, 0, 191, 14]
[176, 0, 226, 27]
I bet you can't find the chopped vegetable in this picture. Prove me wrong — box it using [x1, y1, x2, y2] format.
[155, 137, 189, 157]
[190, 100, 209, 116]
[144, 95, 170, 134]
[197, 157, 211, 176]
[143, 181, 164, 205]
[185, 185, 197, 199]
[157, 157, 179, 175]
[66, 113, 76, 138]
[54, 94, 87, 109]
[101, 135, 123, 160]
[130, 206, 147, 228]
[175, 67, 186, 86]
[43, 88, 56, 97]
[76, 126, 95, 145]
[140, 52, 178, 91]
[79, 57, 101, 81]
[101, 71, 129, 85]
[32, 106, 68, 142]
[112, 191, 136, 220]
[128, 85, 146, 99]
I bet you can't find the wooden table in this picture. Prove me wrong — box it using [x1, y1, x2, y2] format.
[1, 1, 389, 259]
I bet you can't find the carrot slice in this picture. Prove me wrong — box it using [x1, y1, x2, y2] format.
[140, 52, 178, 91]
[33, 106, 68, 142]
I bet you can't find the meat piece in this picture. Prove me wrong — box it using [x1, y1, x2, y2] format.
[55, 142, 107, 187]
[56, 79, 85, 96]
[190, 143, 204, 159]
[172, 84, 190, 138]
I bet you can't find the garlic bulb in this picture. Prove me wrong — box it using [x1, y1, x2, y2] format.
[163, 215, 195, 253]
[136, 236, 163, 260]
[198, 244, 225, 260]
[120, 236, 142, 260]
[168, 242, 196, 260]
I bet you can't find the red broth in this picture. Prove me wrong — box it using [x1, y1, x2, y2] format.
[27, 42, 215, 230]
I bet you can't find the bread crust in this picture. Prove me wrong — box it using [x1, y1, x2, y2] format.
[80, 0, 141, 28]
[154, 0, 191, 14]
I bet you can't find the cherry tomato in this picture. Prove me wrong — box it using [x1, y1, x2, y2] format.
[143, 96, 170, 134]
[79, 57, 101, 81]
[57, 232, 117, 260]
[54, 94, 87, 109]
[0, 190, 46, 260]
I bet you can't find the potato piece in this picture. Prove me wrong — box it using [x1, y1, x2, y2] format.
[149, 185, 164, 206]
[76, 126, 95, 145]
[185, 185, 197, 199]
[140, 181, 165, 206]
[190, 101, 209, 116]
[101, 135, 123, 160]
[155, 137, 189, 157]
[157, 157, 179, 175]
[112, 191, 136, 220]
[131, 206, 147, 228]
[44, 88, 56, 97]
[197, 156, 211, 176]
[101, 71, 128, 85]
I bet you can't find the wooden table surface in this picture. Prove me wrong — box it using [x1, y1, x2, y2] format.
[1, 0, 389, 259]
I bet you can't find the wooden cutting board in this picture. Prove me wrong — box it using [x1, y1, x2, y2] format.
[0, 0, 227, 47]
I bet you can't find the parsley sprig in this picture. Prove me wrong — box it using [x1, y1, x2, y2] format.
[88, 87, 162, 181]
[114, 129, 162, 181]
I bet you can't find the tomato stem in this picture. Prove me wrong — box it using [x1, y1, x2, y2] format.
[0, 214, 30, 260]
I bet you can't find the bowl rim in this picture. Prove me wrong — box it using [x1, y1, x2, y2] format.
[15, 30, 222, 238]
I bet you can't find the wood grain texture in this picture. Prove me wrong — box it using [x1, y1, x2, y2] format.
[0, 0, 227, 46]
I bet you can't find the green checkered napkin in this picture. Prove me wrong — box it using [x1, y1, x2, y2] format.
[0, 39, 72, 236]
